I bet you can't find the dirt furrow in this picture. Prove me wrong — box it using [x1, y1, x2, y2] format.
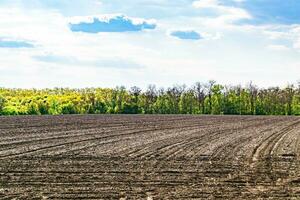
[0, 115, 299, 199]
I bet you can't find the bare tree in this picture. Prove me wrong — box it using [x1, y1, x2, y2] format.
[144, 84, 157, 113]
[158, 87, 165, 96]
[248, 81, 258, 115]
[205, 80, 216, 114]
[130, 86, 142, 104]
[167, 85, 186, 114]
[193, 82, 206, 114]
[146, 84, 157, 102]
[234, 84, 242, 115]
[284, 84, 294, 115]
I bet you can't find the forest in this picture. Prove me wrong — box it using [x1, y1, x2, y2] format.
[0, 81, 299, 116]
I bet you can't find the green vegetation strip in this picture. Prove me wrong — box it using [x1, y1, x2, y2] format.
[0, 81, 299, 115]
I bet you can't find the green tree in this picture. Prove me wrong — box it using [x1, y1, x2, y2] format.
[0, 95, 6, 114]
[179, 89, 197, 114]
[211, 84, 224, 114]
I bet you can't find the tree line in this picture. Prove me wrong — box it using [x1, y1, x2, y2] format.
[0, 81, 299, 116]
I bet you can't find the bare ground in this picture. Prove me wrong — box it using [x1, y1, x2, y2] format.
[0, 115, 299, 199]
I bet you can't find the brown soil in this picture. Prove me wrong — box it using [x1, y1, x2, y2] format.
[0, 115, 299, 199]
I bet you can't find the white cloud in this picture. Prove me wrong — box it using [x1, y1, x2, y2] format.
[192, 0, 251, 24]
[192, 0, 219, 8]
[262, 24, 300, 50]
[0, 2, 299, 89]
[267, 45, 290, 51]
[291, 26, 300, 50]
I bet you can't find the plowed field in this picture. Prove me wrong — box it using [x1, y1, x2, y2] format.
[0, 115, 299, 199]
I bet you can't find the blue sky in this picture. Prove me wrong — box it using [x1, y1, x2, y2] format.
[170, 31, 202, 40]
[0, 39, 34, 48]
[0, 0, 299, 88]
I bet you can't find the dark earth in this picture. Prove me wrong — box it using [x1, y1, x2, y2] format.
[0, 115, 299, 199]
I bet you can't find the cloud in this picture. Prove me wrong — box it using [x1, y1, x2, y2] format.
[267, 44, 290, 51]
[192, 0, 251, 23]
[0, 39, 34, 48]
[69, 15, 156, 33]
[33, 55, 75, 64]
[0, 1, 299, 89]
[192, 0, 218, 8]
[33, 54, 144, 69]
[170, 30, 202, 40]
[0, 0, 103, 16]
[262, 25, 300, 50]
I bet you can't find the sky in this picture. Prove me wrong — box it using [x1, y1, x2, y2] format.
[0, 0, 299, 89]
